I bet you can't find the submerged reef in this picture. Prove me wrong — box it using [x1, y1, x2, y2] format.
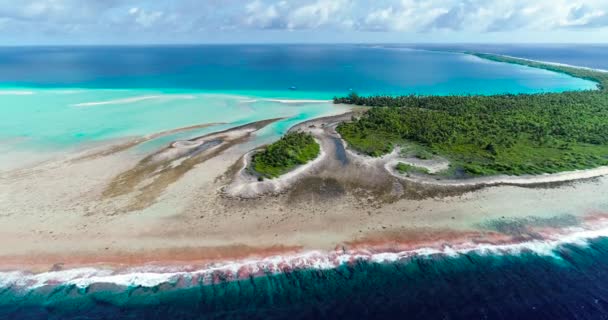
[3, 237, 608, 319]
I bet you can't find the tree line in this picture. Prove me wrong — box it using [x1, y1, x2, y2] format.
[335, 90, 608, 175]
[251, 131, 320, 178]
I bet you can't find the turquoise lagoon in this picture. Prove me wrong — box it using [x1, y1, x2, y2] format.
[0, 45, 606, 320]
[0, 46, 597, 169]
[0, 89, 345, 166]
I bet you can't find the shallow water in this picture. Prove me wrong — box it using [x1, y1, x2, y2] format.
[0, 45, 596, 169]
[1, 45, 606, 319]
[0, 91, 348, 169]
[414, 43, 608, 71]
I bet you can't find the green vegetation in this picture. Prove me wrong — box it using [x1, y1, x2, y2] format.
[471, 53, 608, 92]
[334, 54, 608, 176]
[251, 131, 320, 179]
[395, 162, 429, 175]
[414, 149, 433, 160]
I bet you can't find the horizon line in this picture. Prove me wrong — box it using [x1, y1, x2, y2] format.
[1, 42, 608, 47]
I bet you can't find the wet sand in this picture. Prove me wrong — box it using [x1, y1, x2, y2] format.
[1, 110, 608, 275]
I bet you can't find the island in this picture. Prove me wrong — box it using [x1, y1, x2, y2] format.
[334, 53, 608, 177]
[251, 131, 320, 179]
[470, 53, 608, 90]
[4, 49, 608, 319]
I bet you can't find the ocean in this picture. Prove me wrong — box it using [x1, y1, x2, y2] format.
[1, 44, 607, 319]
[414, 43, 608, 71]
[3, 238, 608, 319]
[0, 45, 596, 169]
[0, 45, 596, 94]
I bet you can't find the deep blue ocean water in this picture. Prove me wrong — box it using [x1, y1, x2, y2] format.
[1, 44, 608, 319]
[413, 44, 608, 70]
[0, 45, 596, 166]
[0, 45, 596, 96]
[3, 238, 608, 320]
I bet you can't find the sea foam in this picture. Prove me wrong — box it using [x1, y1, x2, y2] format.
[2, 218, 608, 291]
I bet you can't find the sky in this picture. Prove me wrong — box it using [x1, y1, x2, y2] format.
[0, 0, 607, 45]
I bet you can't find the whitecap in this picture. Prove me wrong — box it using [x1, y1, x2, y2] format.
[3, 219, 608, 291]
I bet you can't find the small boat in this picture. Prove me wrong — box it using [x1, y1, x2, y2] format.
[289, 86, 297, 90]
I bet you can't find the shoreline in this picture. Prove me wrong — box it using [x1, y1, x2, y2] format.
[473, 52, 608, 74]
[2, 212, 608, 288]
[222, 138, 327, 198]
[2, 49, 608, 296]
[221, 110, 364, 198]
[0, 86, 345, 101]
[386, 159, 608, 187]
[332, 51, 608, 186]
[326, 118, 608, 189]
[469, 51, 607, 91]
[2, 47, 599, 102]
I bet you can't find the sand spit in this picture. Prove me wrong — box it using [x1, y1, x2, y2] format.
[71, 122, 224, 162]
[475, 52, 608, 74]
[102, 118, 282, 212]
[221, 111, 476, 202]
[72, 94, 196, 107]
[221, 109, 369, 199]
[2, 107, 608, 284]
[223, 133, 328, 198]
[263, 99, 333, 104]
[222, 144, 326, 198]
[0, 122, 224, 180]
[331, 118, 608, 189]
[387, 161, 608, 187]
[221, 108, 608, 202]
[392, 155, 451, 174]
[324, 124, 608, 189]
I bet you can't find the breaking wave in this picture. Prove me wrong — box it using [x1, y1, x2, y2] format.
[3, 218, 608, 291]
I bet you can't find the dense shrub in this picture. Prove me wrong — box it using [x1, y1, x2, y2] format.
[252, 132, 320, 178]
[334, 54, 608, 176]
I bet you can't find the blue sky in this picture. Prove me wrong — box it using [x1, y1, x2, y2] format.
[1, 0, 607, 44]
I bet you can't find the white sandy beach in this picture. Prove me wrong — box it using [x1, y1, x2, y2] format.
[1, 110, 607, 275]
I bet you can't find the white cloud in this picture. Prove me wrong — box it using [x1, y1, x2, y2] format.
[363, 0, 449, 32]
[0, 0, 607, 44]
[128, 7, 165, 28]
[243, 0, 284, 28]
[0, 0, 119, 22]
[561, 4, 608, 28]
[287, 0, 348, 29]
[241, 0, 350, 30]
[355, 0, 608, 32]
